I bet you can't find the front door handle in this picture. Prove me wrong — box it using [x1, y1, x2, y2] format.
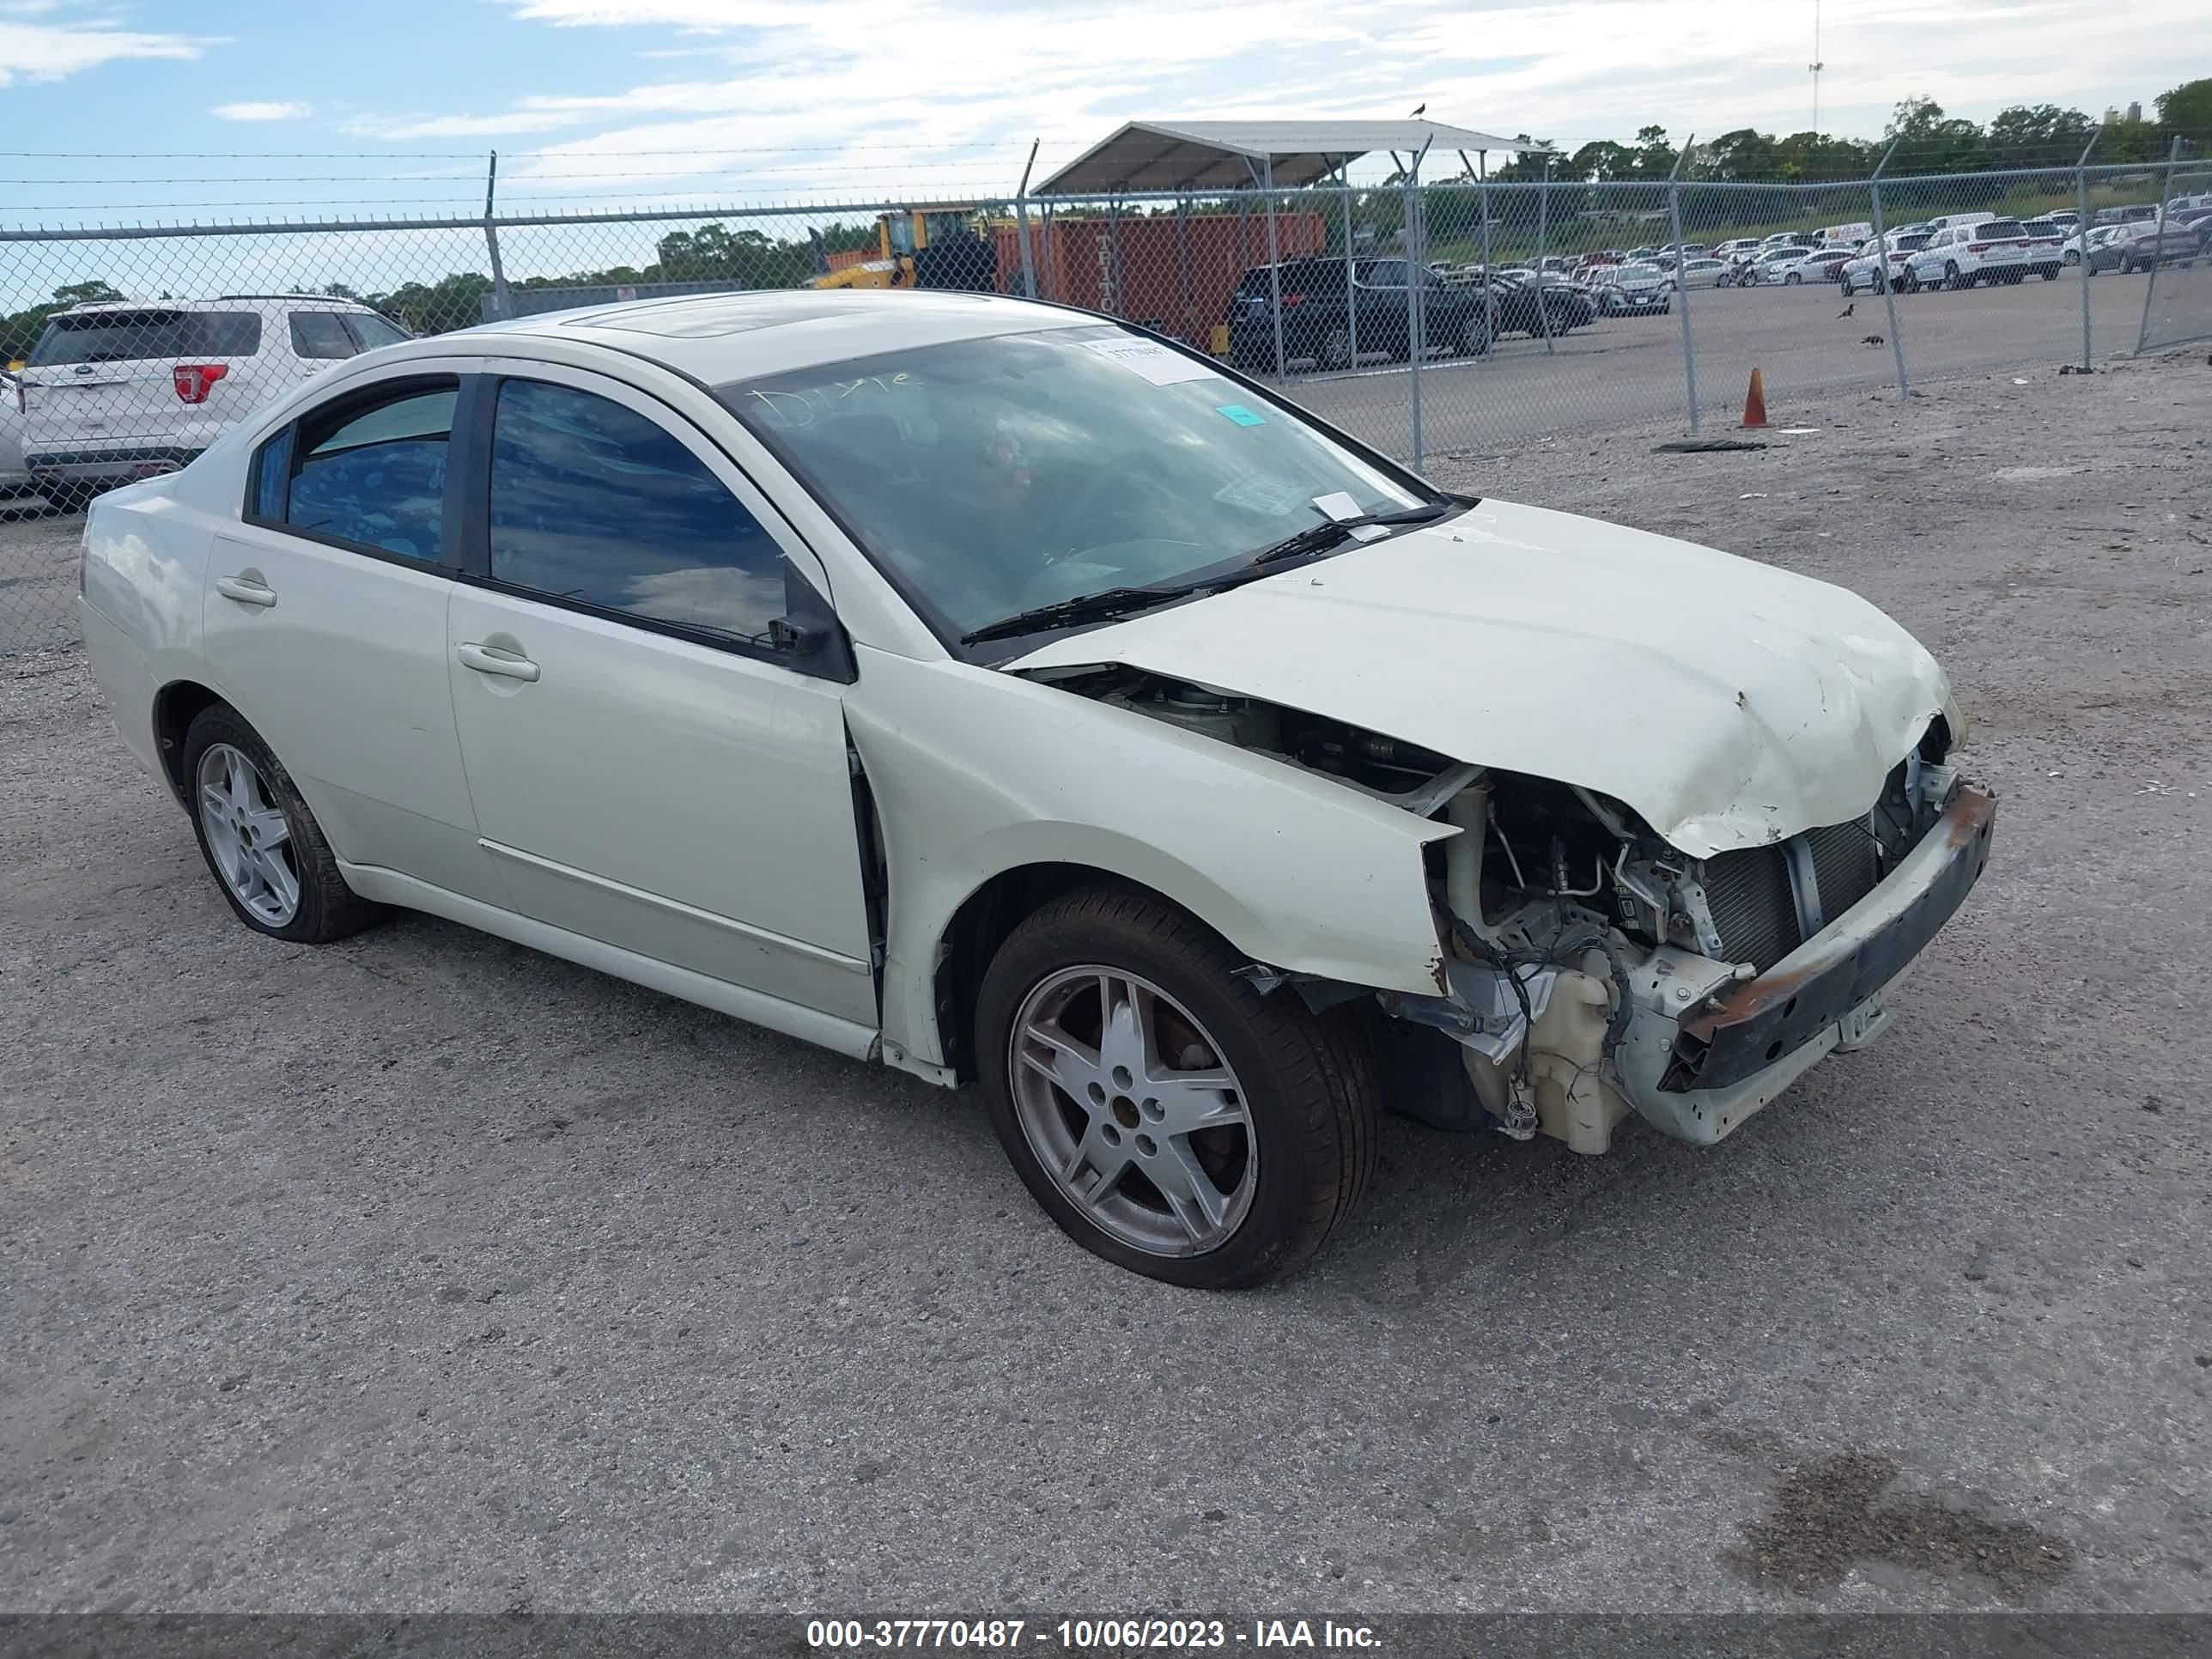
[457, 641, 540, 683]
[214, 574, 276, 607]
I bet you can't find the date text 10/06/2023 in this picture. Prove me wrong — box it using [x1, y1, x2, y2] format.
[805, 1618, 1383, 1650]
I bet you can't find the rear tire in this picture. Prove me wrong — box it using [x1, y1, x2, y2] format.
[976, 886, 1379, 1289]
[182, 704, 385, 945]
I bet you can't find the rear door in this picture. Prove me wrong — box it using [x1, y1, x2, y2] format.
[201, 367, 507, 905]
[443, 362, 877, 1025]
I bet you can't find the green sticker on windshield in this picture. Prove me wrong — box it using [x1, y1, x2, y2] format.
[1215, 404, 1267, 427]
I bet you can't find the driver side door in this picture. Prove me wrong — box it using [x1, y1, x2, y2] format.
[445, 362, 878, 1029]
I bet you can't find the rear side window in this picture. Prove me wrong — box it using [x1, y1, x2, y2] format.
[283, 383, 456, 561]
[29, 309, 261, 367]
[343, 313, 410, 351]
[289, 313, 357, 361]
[486, 379, 784, 641]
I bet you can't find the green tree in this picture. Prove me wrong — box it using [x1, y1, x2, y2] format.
[2154, 77, 2212, 135]
[1988, 103, 2093, 167]
[1882, 96, 1991, 171]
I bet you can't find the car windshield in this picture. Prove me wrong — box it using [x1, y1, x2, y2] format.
[724, 325, 1426, 643]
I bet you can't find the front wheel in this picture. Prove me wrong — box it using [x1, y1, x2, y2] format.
[2063, 248, 2080, 265]
[977, 887, 1378, 1288]
[1318, 326, 1354, 371]
[1457, 314, 1491, 356]
[1785, 271, 1802, 285]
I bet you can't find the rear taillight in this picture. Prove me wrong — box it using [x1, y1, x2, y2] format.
[12, 378, 22, 415]
[1280, 292, 1306, 307]
[78, 517, 90, 597]
[1966, 242, 1990, 254]
[173, 362, 229, 404]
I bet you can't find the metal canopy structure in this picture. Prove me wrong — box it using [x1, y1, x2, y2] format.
[1035, 119, 1541, 196]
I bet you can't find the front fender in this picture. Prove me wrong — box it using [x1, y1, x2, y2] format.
[845, 647, 1452, 1073]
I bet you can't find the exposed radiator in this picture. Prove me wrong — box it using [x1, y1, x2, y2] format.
[1699, 811, 1894, 975]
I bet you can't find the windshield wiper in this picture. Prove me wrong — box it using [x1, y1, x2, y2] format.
[961, 583, 1203, 646]
[1245, 500, 1458, 568]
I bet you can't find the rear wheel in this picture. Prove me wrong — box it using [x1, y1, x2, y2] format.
[182, 704, 385, 944]
[1785, 270, 1802, 285]
[1318, 326, 1353, 370]
[1456, 314, 1490, 356]
[976, 886, 1378, 1289]
[1945, 261, 1967, 290]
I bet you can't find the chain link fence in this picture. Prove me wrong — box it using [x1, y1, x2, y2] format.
[6, 141, 2210, 651]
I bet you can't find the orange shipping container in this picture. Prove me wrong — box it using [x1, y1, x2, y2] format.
[990, 211, 1328, 348]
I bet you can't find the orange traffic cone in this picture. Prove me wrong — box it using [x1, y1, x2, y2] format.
[1741, 367, 1769, 428]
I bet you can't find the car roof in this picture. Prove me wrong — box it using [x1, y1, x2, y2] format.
[429, 288, 1096, 384]
[57, 295, 380, 317]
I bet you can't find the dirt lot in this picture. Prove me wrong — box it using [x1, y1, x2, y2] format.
[3, 353, 2209, 1615]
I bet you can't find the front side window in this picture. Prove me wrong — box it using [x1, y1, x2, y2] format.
[726, 325, 1424, 642]
[487, 380, 786, 642]
[285, 383, 455, 561]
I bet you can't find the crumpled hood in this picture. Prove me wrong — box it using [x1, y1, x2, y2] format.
[1006, 497, 1959, 857]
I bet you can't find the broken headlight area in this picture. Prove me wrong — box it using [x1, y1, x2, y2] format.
[1029, 665, 1989, 1154]
[1376, 744, 1985, 1153]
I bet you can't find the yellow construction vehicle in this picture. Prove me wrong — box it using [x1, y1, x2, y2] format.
[809, 206, 1001, 290]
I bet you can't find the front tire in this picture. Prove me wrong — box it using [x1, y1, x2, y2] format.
[182, 704, 384, 944]
[1785, 271, 1802, 285]
[976, 886, 1378, 1289]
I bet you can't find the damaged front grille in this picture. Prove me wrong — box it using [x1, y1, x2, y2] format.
[1695, 765, 1916, 974]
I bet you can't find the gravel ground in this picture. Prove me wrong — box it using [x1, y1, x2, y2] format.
[2, 353, 2209, 1617]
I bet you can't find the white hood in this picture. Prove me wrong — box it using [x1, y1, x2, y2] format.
[1006, 497, 1958, 857]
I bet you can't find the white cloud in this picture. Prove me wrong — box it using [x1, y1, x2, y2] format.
[0, 16, 207, 88]
[334, 0, 2204, 200]
[211, 100, 313, 122]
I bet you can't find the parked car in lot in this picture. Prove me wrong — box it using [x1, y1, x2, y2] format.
[1742, 246, 1820, 285]
[2063, 224, 2132, 274]
[1227, 257, 1492, 371]
[76, 287, 1991, 1286]
[1479, 272, 1596, 334]
[1594, 261, 1673, 313]
[1670, 257, 1732, 289]
[2017, 220, 2067, 280]
[16, 295, 411, 508]
[1900, 220, 2033, 290]
[2, 371, 33, 495]
[1778, 246, 1853, 284]
[2116, 222, 2202, 274]
[2093, 203, 2161, 228]
[1838, 231, 1932, 295]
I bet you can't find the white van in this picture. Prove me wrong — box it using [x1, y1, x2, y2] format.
[1819, 222, 1873, 246]
[1920, 211, 1998, 235]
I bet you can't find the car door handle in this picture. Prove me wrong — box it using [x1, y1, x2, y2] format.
[457, 641, 539, 683]
[214, 574, 277, 607]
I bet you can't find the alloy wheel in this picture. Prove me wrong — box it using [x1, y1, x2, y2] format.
[196, 742, 301, 927]
[1007, 965, 1256, 1258]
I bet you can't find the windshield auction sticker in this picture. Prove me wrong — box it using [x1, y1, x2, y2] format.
[1078, 337, 1220, 386]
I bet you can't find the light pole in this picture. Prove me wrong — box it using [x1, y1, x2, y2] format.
[1808, 0, 1825, 134]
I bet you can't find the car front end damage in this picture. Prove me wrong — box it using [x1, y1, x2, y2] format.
[1020, 662, 1992, 1155]
[1370, 748, 1994, 1151]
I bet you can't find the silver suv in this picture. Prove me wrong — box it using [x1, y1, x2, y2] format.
[18, 295, 410, 507]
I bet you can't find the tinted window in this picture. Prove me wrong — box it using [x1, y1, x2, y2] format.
[289, 312, 357, 360]
[250, 425, 294, 521]
[1978, 222, 2027, 237]
[29, 309, 261, 367]
[285, 384, 454, 561]
[488, 380, 785, 641]
[343, 313, 410, 351]
[1362, 261, 1410, 285]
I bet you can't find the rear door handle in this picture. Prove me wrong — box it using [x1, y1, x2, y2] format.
[214, 574, 276, 607]
[457, 641, 540, 683]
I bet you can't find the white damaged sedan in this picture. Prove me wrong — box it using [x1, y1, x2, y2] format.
[78, 289, 1994, 1286]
